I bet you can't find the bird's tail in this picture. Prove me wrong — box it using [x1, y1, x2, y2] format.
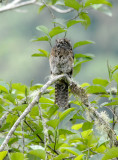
[55, 80, 68, 108]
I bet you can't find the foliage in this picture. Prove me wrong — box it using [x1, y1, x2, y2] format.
[1, 0, 118, 160]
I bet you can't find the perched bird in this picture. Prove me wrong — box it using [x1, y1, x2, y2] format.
[49, 38, 74, 108]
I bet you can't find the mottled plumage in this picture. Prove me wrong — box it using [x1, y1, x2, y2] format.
[49, 38, 74, 108]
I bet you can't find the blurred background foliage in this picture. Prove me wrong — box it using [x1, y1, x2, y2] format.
[0, 0, 118, 85]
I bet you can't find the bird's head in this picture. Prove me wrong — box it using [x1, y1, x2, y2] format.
[55, 38, 72, 50]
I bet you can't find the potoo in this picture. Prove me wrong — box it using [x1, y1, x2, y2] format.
[49, 38, 74, 108]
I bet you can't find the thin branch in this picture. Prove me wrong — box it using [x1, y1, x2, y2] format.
[42, 0, 55, 19]
[0, 74, 64, 152]
[24, 120, 59, 155]
[50, 6, 73, 13]
[24, 120, 43, 142]
[0, 0, 37, 12]
[0, 0, 73, 13]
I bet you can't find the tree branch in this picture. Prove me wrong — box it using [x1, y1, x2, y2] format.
[0, 0, 73, 13]
[0, 0, 37, 12]
[0, 74, 64, 151]
[0, 74, 118, 151]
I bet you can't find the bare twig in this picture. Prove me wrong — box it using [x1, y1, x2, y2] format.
[50, 6, 73, 13]
[0, 0, 73, 13]
[0, 0, 37, 12]
[42, 0, 55, 19]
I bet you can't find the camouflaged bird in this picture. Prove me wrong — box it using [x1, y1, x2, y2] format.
[49, 38, 74, 108]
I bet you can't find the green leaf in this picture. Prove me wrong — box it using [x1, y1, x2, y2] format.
[30, 83, 43, 91]
[85, 0, 112, 7]
[102, 147, 118, 160]
[74, 155, 84, 160]
[59, 129, 75, 135]
[79, 12, 91, 29]
[38, 5, 45, 14]
[60, 147, 81, 156]
[46, 119, 59, 129]
[73, 63, 81, 77]
[10, 152, 24, 160]
[32, 49, 49, 58]
[66, 19, 85, 28]
[12, 83, 27, 94]
[39, 97, 54, 109]
[81, 129, 93, 139]
[0, 151, 8, 160]
[0, 81, 9, 93]
[4, 94, 16, 104]
[103, 101, 118, 106]
[36, 25, 49, 35]
[0, 105, 5, 112]
[82, 121, 93, 131]
[32, 53, 47, 57]
[6, 113, 18, 126]
[72, 123, 83, 130]
[47, 105, 58, 118]
[93, 78, 109, 87]
[13, 104, 27, 112]
[68, 134, 81, 144]
[52, 0, 59, 5]
[29, 149, 46, 160]
[86, 86, 106, 94]
[64, 0, 81, 11]
[54, 154, 69, 160]
[33, 36, 49, 41]
[81, 82, 90, 87]
[59, 108, 75, 121]
[70, 100, 81, 106]
[74, 53, 94, 59]
[113, 72, 118, 83]
[38, 49, 49, 57]
[73, 40, 95, 49]
[112, 65, 118, 73]
[30, 106, 39, 118]
[39, 97, 54, 104]
[27, 154, 40, 160]
[8, 137, 18, 146]
[49, 26, 66, 38]
[107, 61, 112, 81]
[73, 54, 93, 77]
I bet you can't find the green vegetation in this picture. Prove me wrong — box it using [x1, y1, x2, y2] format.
[0, 0, 118, 160]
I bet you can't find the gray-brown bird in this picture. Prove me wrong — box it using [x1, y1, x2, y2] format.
[49, 38, 74, 108]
